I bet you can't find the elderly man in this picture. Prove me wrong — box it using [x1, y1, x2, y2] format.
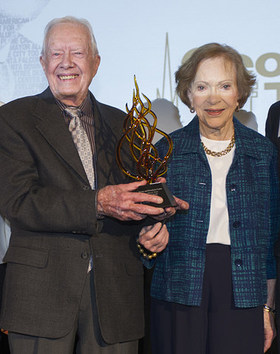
[0, 16, 188, 354]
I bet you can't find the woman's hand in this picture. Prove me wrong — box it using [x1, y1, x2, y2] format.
[263, 310, 276, 352]
[153, 195, 189, 221]
[138, 222, 169, 254]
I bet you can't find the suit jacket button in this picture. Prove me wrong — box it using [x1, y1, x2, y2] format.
[235, 259, 243, 267]
[82, 185, 90, 190]
[81, 251, 89, 260]
[233, 221, 241, 228]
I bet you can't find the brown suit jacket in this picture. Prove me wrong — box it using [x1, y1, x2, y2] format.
[0, 88, 144, 344]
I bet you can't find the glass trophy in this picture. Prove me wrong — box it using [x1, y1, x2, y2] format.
[116, 76, 176, 208]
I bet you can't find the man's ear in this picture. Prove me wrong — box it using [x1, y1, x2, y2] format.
[40, 56, 46, 73]
[92, 54, 101, 78]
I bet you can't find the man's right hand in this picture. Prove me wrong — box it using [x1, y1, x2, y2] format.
[97, 180, 165, 221]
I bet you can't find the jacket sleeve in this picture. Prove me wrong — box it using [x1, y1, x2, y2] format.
[267, 147, 280, 279]
[265, 102, 280, 146]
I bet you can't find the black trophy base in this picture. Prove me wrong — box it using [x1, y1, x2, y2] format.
[136, 182, 176, 208]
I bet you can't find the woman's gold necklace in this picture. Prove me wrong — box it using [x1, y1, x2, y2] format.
[201, 133, 235, 157]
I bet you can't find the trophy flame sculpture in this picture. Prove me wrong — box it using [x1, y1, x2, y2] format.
[116, 76, 173, 184]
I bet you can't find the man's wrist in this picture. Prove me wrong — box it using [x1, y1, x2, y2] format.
[95, 189, 104, 219]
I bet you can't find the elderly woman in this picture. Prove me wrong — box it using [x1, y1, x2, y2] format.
[141, 43, 279, 354]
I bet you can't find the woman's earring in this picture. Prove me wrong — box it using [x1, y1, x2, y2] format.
[190, 107, 195, 113]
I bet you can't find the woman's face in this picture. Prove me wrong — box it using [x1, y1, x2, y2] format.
[188, 56, 239, 138]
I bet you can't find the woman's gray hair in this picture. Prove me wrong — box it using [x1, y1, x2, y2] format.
[41, 16, 99, 57]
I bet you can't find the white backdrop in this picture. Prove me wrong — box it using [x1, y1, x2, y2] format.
[1, 0, 280, 134]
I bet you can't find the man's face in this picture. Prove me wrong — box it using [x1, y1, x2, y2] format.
[40, 22, 100, 106]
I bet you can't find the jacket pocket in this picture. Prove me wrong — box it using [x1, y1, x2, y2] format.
[3, 246, 48, 268]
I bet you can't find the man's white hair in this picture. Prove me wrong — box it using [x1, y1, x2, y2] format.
[41, 16, 99, 57]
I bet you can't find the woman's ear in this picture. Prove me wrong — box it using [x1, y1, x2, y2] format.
[235, 100, 240, 112]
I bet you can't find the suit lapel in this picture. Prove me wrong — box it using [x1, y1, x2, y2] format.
[34, 88, 89, 184]
[93, 98, 115, 188]
[93, 96, 124, 189]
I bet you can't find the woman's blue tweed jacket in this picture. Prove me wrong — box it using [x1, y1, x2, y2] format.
[149, 116, 280, 308]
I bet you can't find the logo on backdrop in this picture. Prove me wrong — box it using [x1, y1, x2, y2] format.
[0, 0, 49, 103]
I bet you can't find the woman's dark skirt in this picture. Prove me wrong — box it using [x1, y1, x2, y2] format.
[151, 244, 264, 354]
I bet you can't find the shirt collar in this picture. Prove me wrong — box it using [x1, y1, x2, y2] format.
[55, 92, 92, 117]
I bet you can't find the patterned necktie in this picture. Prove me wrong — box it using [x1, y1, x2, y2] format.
[65, 107, 95, 189]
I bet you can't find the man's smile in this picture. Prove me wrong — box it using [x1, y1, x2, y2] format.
[58, 74, 79, 80]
